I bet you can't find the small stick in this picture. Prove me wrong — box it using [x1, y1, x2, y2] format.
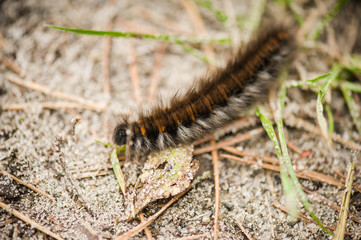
[174, 233, 208, 240]
[102, 21, 113, 96]
[334, 161, 355, 240]
[74, 171, 110, 180]
[214, 116, 257, 136]
[264, 194, 276, 238]
[147, 44, 167, 102]
[3, 101, 104, 112]
[301, 170, 344, 188]
[102, 20, 113, 140]
[286, 141, 303, 155]
[334, 170, 361, 193]
[286, 117, 361, 151]
[193, 134, 212, 146]
[0, 168, 55, 201]
[180, 0, 205, 36]
[0, 201, 64, 240]
[221, 154, 345, 188]
[68, 165, 113, 174]
[180, 0, 215, 62]
[193, 117, 257, 147]
[128, 39, 143, 105]
[211, 139, 220, 240]
[0, 33, 8, 49]
[139, 213, 154, 240]
[234, 218, 254, 240]
[222, 146, 279, 165]
[194, 128, 264, 155]
[273, 203, 351, 236]
[5, 75, 105, 111]
[80, 221, 100, 238]
[53, 136, 95, 217]
[140, 9, 191, 35]
[303, 187, 361, 224]
[0, 56, 22, 75]
[266, 171, 277, 201]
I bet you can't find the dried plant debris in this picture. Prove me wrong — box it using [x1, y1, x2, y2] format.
[126, 145, 199, 220]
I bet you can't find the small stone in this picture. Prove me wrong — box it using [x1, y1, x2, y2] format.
[202, 215, 211, 223]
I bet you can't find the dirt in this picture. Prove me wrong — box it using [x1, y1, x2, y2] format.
[0, 0, 361, 239]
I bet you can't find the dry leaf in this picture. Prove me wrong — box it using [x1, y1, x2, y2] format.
[126, 145, 199, 219]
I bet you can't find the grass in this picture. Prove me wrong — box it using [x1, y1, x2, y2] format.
[50, 0, 357, 236]
[310, 0, 349, 40]
[48, 25, 231, 63]
[334, 159, 355, 239]
[256, 75, 334, 235]
[193, 0, 228, 24]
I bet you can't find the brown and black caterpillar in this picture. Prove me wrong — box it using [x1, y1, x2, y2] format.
[113, 27, 294, 153]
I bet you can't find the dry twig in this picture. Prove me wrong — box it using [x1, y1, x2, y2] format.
[102, 19, 113, 140]
[286, 117, 361, 151]
[273, 203, 351, 236]
[139, 212, 154, 240]
[211, 139, 220, 240]
[234, 218, 254, 240]
[53, 135, 95, 217]
[0, 56, 22, 74]
[334, 161, 355, 239]
[303, 188, 361, 224]
[334, 170, 361, 193]
[5, 74, 105, 111]
[194, 128, 264, 155]
[147, 44, 167, 102]
[174, 233, 208, 240]
[264, 194, 276, 238]
[3, 101, 104, 112]
[127, 39, 143, 105]
[180, 0, 215, 62]
[222, 146, 279, 165]
[0, 168, 55, 201]
[0, 201, 64, 240]
[221, 154, 345, 188]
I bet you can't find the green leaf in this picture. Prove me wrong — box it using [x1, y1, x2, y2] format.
[306, 73, 331, 83]
[111, 145, 127, 195]
[48, 25, 231, 45]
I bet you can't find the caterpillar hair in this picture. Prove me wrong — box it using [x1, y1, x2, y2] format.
[113, 26, 294, 153]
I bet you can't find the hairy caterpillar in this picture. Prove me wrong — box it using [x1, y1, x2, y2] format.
[113, 27, 294, 153]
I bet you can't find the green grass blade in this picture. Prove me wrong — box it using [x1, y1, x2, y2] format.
[324, 103, 334, 134]
[316, 66, 341, 142]
[193, 0, 228, 24]
[348, 56, 361, 75]
[310, 0, 349, 40]
[257, 76, 333, 235]
[345, 81, 361, 93]
[95, 140, 114, 148]
[256, 108, 298, 217]
[277, 80, 334, 235]
[110, 145, 127, 195]
[286, 73, 330, 93]
[316, 95, 330, 142]
[175, 41, 213, 64]
[283, 0, 304, 26]
[341, 83, 361, 134]
[307, 73, 331, 83]
[48, 25, 231, 45]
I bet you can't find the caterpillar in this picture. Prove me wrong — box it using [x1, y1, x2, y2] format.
[113, 27, 294, 153]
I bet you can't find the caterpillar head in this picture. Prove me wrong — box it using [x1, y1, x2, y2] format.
[113, 122, 128, 146]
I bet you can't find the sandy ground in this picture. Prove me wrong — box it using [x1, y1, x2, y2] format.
[0, 0, 361, 239]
